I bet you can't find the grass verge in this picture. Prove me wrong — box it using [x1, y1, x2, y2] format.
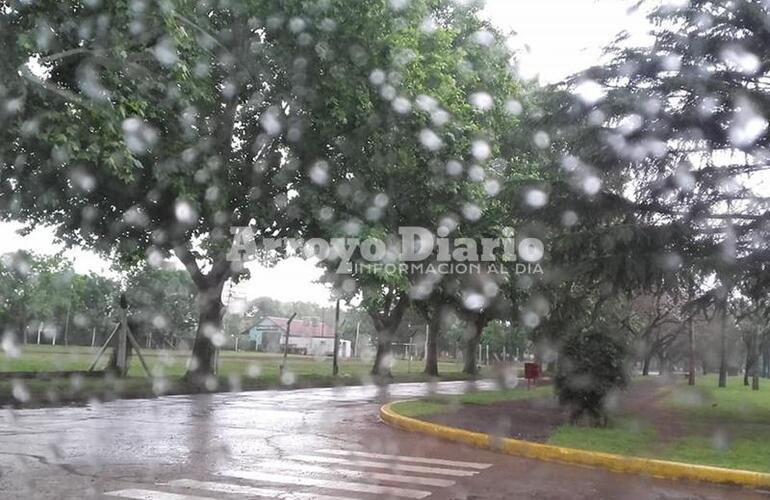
[0, 345, 490, 408]
[389, 375, 770, 474]
[390, 385, 552, 418]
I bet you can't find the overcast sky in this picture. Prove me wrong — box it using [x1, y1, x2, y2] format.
[0, 0, 653, 305]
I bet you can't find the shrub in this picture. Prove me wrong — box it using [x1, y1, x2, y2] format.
[555, 327, 630, 427]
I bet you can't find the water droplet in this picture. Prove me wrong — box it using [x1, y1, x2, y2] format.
[525, 189, 548, 208]
[122, 117, 158, 154]
[484, 179, 500, 196]
[518, 238, 544, 262]
[582, 175, 602, 195]
[505, 99, 523, 115]
[729, 98, 768, 148]
[533, 131, 550, 149]
[471, 30, 494, 46]
[309, 160, 330, 185]
[574, 80, 605, 105]
[469, 92, 494, 111]
[463, 293, 486, 311]
[369, 69, 386, 86]
[12, 380, 29, 403]
[468, 165, 485, 181]
[471, 140, 491, 161]
[462, 203, 482, 221]
[561, 210, 578, 226]
[260, 107, 282, 136]
[720, 45, 759, 74]
[419, 129, 443, 151]
[416, 94, 438, 112]
[392, 96, 411, 114]
[152, 37, 178, 66]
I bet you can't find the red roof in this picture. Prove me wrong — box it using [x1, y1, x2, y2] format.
[261, 316, 336, 338]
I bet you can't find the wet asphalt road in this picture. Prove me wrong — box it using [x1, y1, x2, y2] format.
[0, 380, 767, 500]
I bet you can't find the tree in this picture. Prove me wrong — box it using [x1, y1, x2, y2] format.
[555, 326, 630, 427]
[124, 265, 198, 349]
[294, 0, 528, 376]
[559, 0, 770, 388]
[0, 251, 119, 346]
[1, 1, 326, 378]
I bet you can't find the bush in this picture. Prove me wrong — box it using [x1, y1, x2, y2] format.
[555, 327, 630, 427]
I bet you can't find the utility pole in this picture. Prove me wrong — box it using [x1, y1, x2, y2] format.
[116, 294, 129, 377]
[719, 298, 728, 388]
[332, 299, 341, 376]
[753, 327, 760, 391]
[279, 313, 297, 376]
[688, 313, 696, 386]
[353, 321, 360, 358]
[63, 302, 71, 347]
[688, 281, 696, 386]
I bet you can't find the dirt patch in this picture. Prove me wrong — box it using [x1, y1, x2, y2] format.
[423, 379, 685, 443]
[426, 394, 564, 442]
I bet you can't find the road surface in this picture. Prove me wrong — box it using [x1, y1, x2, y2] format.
[0, 380, 767, 499]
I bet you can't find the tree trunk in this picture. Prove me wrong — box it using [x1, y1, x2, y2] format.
[763, 344, 770, 379]
[642, 353, 652, 376]
[718, 302, 727, 388]
[424, 312, 440, 377]
[463, 316, 485, 375]
[688, 315, 695, 386]
[744, 350, 751, 386]
[371, 331, 393, 377]
[186, 281, 225, 381]
[752, 331, 760, 391]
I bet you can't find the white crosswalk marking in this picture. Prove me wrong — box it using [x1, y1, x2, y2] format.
[106, 490, 214, 500]
[163, 479, 361, 500]
[104, 448, 492, 500]
[218, 470, 432, 498]
[257, 459, 456, 487]
[286, 454, 480, 477]
[316, 449, 492, 469]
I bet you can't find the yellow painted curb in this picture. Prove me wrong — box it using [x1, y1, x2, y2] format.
[380, 401, 770, 490]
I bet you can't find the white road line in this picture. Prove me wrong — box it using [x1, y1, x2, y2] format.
[257, 459, 456, 487]
[218, 470, 432, 499]
[316, 449, 492, 470]
[164, 479, 361, 500]
[286, 454, 479, 477]
[105, 490, 214, 500]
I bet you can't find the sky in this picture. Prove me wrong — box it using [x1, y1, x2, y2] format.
[0, 0, 653, 306]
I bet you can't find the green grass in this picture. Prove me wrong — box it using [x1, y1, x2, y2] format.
[665, 436, 770, 473]
[0, 344, 470, 378]
[665, 374, 770, 421]
[546, 376, 770, 473]
[390, 401, 452, 418]
[390, 385, 552, 418]
[548, 419, 659, 456]
[458, 385, 551, 405]
[0, 345, 488, 407]
[391, 375, 770, 474]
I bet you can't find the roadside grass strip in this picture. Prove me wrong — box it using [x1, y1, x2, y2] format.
[380, 400, 770, 490]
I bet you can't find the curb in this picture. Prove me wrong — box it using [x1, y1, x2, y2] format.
[380, 401, 770, 490]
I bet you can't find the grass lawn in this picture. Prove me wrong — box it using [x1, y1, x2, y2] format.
[390, 385, 552, 418]
[389, 375, 770, 474]
[547, 376, 770, 473]
[0, 344, 488, 407]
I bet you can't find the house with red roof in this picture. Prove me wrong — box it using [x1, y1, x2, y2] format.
[246, 316, 349, 356]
